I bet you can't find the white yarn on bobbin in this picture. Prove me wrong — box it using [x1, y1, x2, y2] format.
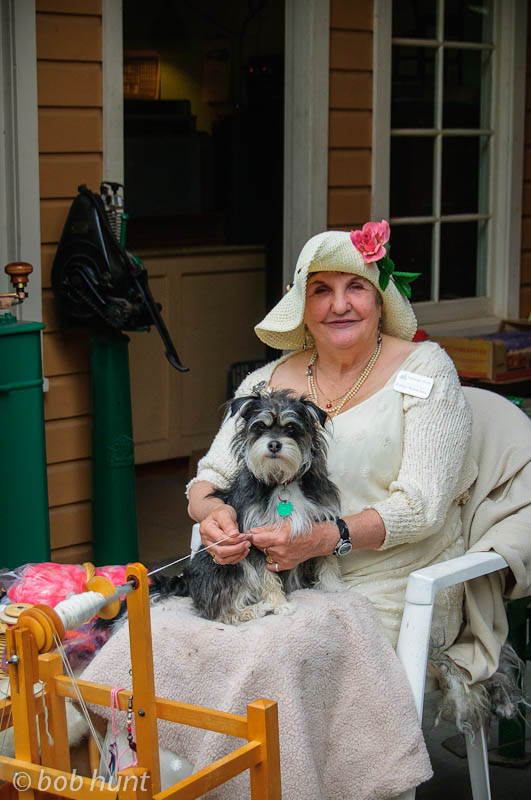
[54, 591, 108, 631]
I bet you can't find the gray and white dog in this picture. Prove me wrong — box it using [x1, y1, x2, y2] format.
[159, 386, 344, 624]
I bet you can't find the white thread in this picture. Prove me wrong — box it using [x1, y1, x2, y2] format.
[54, 583, 134, 632]
[147, 535, 239, 577]
[38, 681, 54, 745]
[53, 633, 105, 761]
[55, 592, 107, 630]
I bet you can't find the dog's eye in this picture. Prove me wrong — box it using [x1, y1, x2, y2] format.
[283, 424, 296, 436]
[252, 421, 266, 434]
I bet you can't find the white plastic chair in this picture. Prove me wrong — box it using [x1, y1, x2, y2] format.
[191, 525, 508, 798]
[396, 550, 508, 800]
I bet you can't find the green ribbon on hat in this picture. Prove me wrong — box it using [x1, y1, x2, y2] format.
[377, 246, 421, 299]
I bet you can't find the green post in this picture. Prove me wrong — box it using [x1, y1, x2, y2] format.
[91, 332, 139, 566]
[0, 313, 50, 567]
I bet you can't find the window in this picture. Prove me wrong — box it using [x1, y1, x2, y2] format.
[373, 0, 527, 330]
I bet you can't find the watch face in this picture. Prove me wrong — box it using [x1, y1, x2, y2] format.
[336, 540, 352, 556]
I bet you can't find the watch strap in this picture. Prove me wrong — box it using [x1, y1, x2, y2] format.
[333, 517, 352, 556]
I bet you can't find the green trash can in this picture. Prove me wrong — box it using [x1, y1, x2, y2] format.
[0, 313, 50, 567]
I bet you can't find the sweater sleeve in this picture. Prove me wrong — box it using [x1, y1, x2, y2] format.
[371, 343, 476, 550]
[185, 359, 280, 496]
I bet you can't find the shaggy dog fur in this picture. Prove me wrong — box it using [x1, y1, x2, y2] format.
[154, 387, 344, 624]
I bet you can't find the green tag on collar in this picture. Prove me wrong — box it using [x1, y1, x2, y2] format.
[277, 501, 293, 517]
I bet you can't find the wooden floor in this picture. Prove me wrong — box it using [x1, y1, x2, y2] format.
[136, 457, 194, 570]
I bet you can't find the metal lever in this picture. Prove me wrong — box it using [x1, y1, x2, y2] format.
[131, 257, 189, 372]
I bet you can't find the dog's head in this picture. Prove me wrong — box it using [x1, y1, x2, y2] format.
[228, 386, 329, 485]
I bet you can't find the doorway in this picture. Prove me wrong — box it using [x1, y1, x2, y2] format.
[121, 0, 285, 564]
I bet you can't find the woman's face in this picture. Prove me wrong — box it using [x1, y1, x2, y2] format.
[304, 271, 382, 351]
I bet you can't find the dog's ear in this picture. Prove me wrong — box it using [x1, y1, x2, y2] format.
[302, 397, 329, 428]
[228, 394, 257, 419]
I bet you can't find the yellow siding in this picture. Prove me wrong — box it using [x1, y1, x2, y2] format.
[37, 3, 102, 560]
[327, 0, 373, 230]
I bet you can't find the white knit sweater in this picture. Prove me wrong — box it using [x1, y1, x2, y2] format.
[188, 341, 477, 644]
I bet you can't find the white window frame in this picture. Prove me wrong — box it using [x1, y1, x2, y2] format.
[0, 0, 41, 323]
[372, 0, 527, 335]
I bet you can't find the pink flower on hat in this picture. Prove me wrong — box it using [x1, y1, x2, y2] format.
[350, 220, 390, 263]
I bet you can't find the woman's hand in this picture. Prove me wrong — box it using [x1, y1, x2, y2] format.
[199, 504, 251, 565]
[248, 520, 338, 572]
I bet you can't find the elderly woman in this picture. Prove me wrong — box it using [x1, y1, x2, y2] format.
[187, 223, 477, 648]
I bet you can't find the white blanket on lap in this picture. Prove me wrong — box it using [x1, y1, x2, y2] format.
[81, 590, 432, 800]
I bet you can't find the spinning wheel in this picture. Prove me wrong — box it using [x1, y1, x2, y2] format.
[0, 563, 281, 799]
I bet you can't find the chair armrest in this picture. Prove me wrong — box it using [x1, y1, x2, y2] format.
[405, 551, 508, 606]
[396, 551, 508, 720]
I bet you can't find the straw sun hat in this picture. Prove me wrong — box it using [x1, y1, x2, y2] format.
[255, 229, 418, 350]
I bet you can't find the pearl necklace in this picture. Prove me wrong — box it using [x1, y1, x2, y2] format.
[306, 336, 382, 417]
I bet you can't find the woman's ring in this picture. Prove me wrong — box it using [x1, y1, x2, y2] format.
[275, 563, 279, 572]
[264, 547, 274, 565]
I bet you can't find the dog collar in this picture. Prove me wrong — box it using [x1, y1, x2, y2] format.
[333, 517, 352, 556]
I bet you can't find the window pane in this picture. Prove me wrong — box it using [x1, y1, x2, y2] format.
[439, 222, 479, 299]
[391, 46, 435, 128]
[392, 0, 436, 39]
[444, 0, 493, 44]
[390, 137, 433, 217]
[441, 137, 481, 215]
[389, 224, 432, 303]
[443, 49, 491, 129]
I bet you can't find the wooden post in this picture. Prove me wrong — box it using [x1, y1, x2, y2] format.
[117, 766, 152, 800]
[6, 628, 40, 800]
[247, 699, 281, 800]
[37, 653, 70, 772]
[125, 564, 161, 794]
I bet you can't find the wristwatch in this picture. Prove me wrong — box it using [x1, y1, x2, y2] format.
[333, 517, 352, 556]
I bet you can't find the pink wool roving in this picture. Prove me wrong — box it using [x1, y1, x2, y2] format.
[8, 562, 128, 607]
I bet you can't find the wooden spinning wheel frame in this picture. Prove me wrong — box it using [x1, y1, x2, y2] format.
[0, 563, 281, 800]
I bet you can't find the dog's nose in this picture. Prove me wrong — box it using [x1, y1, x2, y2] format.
[268, 440, 282, 454]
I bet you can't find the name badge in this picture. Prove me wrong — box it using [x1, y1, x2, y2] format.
[393, 370, 434, 399]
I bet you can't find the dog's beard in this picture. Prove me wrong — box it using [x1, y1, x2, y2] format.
[245, 437, 307, 484]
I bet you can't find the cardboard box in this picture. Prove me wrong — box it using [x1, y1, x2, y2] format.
[432, 320, 531, 383]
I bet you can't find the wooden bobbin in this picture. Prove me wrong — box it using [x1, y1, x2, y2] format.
[17, 605, 65, 653]
[86, 575, 121, 620]
[83, 561, 96, 582]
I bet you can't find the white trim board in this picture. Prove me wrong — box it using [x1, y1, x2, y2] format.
[0, 0, 41, 322]
[283, 0, 330, 288]
[102, 0, 124, 184]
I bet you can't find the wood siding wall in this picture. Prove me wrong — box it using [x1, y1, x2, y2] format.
[521, 3, 531, 317]
[37, 0, 103, 564]
[327, 0, 373, 231]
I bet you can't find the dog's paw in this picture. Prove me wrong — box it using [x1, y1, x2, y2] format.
[233, 601, 276, 623]
[272, 600, 297, 616]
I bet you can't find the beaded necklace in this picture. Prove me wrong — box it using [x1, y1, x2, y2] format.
[306, 336, 382, 416]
